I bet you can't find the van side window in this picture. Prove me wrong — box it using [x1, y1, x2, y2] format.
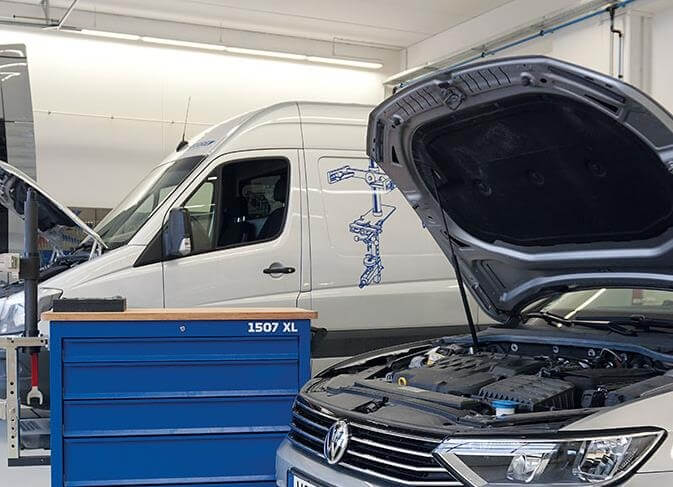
[179, 158, 289, 255]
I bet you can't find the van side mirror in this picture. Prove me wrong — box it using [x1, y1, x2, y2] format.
[164, 208, 193, 257]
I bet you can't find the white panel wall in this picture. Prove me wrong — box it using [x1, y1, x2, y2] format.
[650, 6, 673, 115]
[0, 27, 388, 208]
[405, 0, 582, 68]
[500, 14, 613, 75]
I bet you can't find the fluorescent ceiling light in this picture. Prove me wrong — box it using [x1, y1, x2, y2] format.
[306, 56, 383, 69]
[384, 64, 437, 85]
[141, 36, 226, 51]
[225, 46, 306, 61]
[71, 29, 382, 69]
[79, 29, 140, 41]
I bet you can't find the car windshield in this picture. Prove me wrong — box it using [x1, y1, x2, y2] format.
[95, 156, 205, 249]
[529, 288, 673, 322]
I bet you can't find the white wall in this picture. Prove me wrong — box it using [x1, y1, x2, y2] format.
[499, 13, 614, 76]
[0, 26, 388, 208]
[405, 0, 584, 69]
[650, 6, 673, 114]
[404, 0, 673, 116]
[487, 2, 673, 114]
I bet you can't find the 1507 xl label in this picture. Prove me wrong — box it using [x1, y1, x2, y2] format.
[247, 321, 298, 333]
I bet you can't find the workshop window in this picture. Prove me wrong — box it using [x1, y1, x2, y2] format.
[180, 158, 289, 255]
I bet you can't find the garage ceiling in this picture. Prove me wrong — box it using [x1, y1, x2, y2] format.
[28, 0, 516, 47]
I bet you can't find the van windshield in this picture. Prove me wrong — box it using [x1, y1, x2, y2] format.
[95, 156, 205, 249]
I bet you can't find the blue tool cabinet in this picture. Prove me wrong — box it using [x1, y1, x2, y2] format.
[46, 308, 315, 487]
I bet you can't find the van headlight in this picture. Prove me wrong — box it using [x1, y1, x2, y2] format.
[433, 430, 664, 486]
[0, 288, 62, 335]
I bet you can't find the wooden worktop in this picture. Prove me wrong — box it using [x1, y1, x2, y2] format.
[42, 307, 318, 321]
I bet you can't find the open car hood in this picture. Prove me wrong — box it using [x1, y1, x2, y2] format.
[367, 56, 673, 323]
[0, 161, 106, 249]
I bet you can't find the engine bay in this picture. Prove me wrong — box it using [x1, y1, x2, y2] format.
[379, 341, 673, 416]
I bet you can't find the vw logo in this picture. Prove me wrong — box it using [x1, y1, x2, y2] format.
[324, 420, 350, 465]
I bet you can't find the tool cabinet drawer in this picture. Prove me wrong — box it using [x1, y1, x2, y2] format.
[63, 396, 296, 437]
[63, 433, 285, 487]
[62, 358, 300, 399]
[62, 336, 299, 362]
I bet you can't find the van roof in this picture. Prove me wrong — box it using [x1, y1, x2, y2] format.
[174, 101, 374, 161]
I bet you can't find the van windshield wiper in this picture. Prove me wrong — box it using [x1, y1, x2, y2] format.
[520, 311, 673, 336]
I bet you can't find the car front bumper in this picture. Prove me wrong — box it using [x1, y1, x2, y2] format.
[276, 438, 393, 487]
[276, 438, 673, 487]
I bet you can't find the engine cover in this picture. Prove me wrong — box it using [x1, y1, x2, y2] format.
[478, 375, 575, 411]
[391, 353, 543, 396]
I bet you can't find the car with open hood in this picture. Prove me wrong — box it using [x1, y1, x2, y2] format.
[276, 56, 673, 486]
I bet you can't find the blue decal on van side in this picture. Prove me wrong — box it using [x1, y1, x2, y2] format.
[327, 159, 396, 288]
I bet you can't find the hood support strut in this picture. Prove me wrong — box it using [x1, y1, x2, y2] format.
[430, 169, 480, 350]
[449, 239, 480, 350]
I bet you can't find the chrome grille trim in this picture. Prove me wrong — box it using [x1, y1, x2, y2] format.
[292, 411, 328, 432]
[295, 398, 446, 444]
[348, 450, 446, 472]
[290, 423, 324, 444]
[289, 438, 462, 487]
[295, 398, 336, 420]
[290, 398, 461, 486]
[350, 436, 434, 458]
[351, 421, 445, 444]
[342, 461, 463, 487]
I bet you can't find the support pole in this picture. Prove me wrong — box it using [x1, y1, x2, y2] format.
[23, 188, 39, 348]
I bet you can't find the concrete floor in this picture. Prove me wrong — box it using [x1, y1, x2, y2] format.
[0, 421, 50, 487]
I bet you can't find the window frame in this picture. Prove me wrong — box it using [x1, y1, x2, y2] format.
[162, 156, 291, 260]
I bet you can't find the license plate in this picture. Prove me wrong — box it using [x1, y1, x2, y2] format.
[290, 472, 322, 487]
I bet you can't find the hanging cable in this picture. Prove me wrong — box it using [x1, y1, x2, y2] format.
[608, 4, 625, 80]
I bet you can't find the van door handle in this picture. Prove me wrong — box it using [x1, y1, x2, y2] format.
[263, 264, 296, 275]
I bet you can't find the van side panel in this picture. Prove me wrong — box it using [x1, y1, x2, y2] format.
[301, 149, 468, 358]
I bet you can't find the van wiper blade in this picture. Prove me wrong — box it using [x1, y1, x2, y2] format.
[522, 311, 638, 336]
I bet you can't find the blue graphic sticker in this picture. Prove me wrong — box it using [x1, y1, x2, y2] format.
[327, 159, 396, 288]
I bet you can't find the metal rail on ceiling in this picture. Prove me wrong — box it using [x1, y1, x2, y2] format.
[388, 0, 637, 88]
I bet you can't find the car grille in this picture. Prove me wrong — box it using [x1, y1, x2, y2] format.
[289, 397, 462, 486]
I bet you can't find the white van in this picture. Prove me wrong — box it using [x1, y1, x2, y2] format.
[0, 102, 489, 398]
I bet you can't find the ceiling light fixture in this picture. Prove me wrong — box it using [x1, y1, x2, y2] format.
[141, 36, 226, 51]
[79, 29, 140, 41]
[73, 29, 382, 69]
[225, 47, 307, 61]
[306, 56, 383, 69]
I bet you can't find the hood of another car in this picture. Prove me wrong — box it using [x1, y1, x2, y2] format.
[367, 56, 673, 323]
[0, 161, 106, 249]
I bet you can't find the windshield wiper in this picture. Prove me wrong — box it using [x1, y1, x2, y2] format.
[576, 314, 673, 331]
[523, 311, 639, 336]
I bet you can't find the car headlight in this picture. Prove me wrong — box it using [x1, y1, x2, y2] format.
[0, 288, 63, 335]
[433, 430, 664, 486]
